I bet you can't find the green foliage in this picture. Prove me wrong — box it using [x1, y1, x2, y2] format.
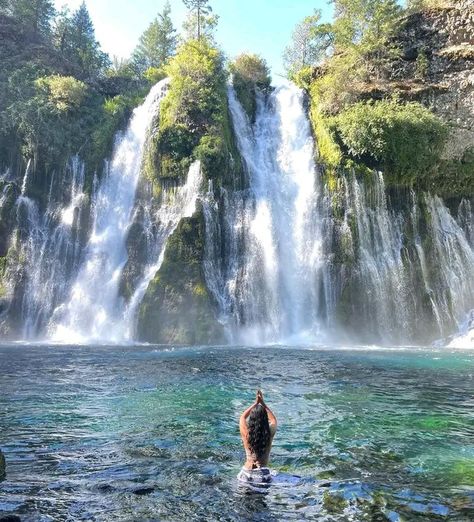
[143, 66, 166, 84]
[283, 10, 333, 76]
[35, 75, 87, 111]
[162, 40, 226, 131]
[143, 38, 244, 188]
[132, 1, 177, 75]
[331, 98, 449, 179]
[1, 0, 55, 38]
[415, 49, 429, 79]
[53, 2, 110, 81]
[230, 53, 271, 122]
[194, 133, 227, 179]
[182, 0, 213, 41]
[0, 0, 145, 199]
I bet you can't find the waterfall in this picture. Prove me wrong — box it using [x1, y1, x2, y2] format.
[203, 83, 474, 346]
[7, 157, 87, 338]
[48, 80, 170, 343]
[121, 160, 203, 340]
[333, 174, 474, 343]
[204, 83, 327, 344]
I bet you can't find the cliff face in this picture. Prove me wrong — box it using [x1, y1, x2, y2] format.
[392, 4, 474, 160]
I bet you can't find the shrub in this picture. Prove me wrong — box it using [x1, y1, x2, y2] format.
[35, 75, 87, 111]
[332, 98, 448, 179]
[230, 53, 271, 122]
[162, 39, 227, 132]
[194, 133, 226, 180]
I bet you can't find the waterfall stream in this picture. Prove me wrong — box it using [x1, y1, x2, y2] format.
[204, 84, 327, 344]
[48, 80, 171, 343]
[1, 79, 473, 346]
[203, 83, 474, 346]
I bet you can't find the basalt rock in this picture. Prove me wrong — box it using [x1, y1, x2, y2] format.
[391, 4, 474, 161]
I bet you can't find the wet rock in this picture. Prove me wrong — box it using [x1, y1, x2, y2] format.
[0, 516, 21, 522]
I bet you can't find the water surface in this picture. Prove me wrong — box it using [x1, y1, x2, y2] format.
[0, 344, 473, 520]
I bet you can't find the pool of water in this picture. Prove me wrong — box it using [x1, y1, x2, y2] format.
[0, 344, 473, 521]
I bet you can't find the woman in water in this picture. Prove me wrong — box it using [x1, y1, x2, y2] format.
[238, 390, 277, 485]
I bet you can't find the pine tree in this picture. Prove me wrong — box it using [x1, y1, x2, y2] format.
[133, 1, 177, 74]
[331, 0, 402, 80]
[283, 10, 333, 75]
[58, 2, 109, 80]
[1, 0, 55, 38]
[182, 0, 212, 40]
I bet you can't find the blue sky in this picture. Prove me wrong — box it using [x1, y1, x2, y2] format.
[54, 0, 333, 79]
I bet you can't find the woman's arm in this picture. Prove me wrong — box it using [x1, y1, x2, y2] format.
[239, 401, 257, 439]
[258, 390, 277, 434]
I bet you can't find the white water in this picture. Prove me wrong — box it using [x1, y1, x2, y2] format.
[203, 82, 474, 346]
[8, 158, 87, 338]
[48, 80, 170, 343]
[204, 84, 326, 344]
[122, 160, 203, 340]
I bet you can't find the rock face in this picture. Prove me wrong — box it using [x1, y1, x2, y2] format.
[392, 4, 474, 160]
[137, 208, 225, 345]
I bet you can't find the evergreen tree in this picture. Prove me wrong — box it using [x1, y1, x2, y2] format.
[133, 1, 177, 74]
[1, 0, 55, 38]
[283, 10, 333, 75]
[332, 0, 402, 80]
[182, 0, 212, 40]
[56, 2, 109, 80]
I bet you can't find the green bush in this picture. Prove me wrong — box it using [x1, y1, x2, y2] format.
[230, 53, 271, 122]
[35, 75, 87, 111]
[331, 98, 448, 180]
[194, 133, 226, 180]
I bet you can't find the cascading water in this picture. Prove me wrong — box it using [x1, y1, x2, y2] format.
[7, 157, 87, 338]
[203, 82, 474, 346]
[122, 161, 203, 340]
[204, 83, 327, 344]
[48, 79, 203, 343]
[332, 173, 474, 343]
[49, 79, 170, 343]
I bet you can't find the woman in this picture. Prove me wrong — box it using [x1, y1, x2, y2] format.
[238, 390, 277, 485]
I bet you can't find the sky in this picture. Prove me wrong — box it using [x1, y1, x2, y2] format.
[53, 0, 333, 80]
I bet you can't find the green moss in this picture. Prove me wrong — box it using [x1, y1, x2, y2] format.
[230, 54, 271, 123]
[322, 491, 348, 514]
[429, 147, 474, 198]
[308, 84, 342, 171]
[137, 208, 224, 345]
[142, 40, 245, 189]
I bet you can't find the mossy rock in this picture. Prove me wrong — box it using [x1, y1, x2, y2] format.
[137, 207, 224, 345]
[322, 491, 347, 514]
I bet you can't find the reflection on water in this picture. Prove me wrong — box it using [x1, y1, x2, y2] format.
[0, 345, 473, 520]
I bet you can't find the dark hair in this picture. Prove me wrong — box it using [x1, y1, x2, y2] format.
[247, 404, 271, 461]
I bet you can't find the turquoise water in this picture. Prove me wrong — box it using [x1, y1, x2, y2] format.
[0, 345, 473, 521]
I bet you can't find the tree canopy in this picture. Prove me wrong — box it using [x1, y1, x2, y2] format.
[132, 1, 177, 75]
[182, 0, 213, 40]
